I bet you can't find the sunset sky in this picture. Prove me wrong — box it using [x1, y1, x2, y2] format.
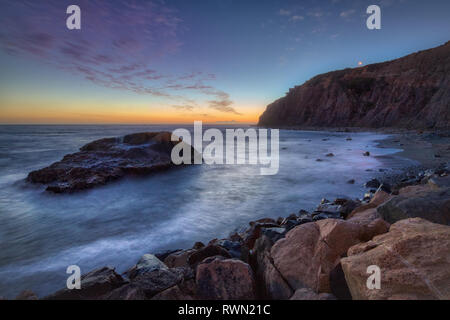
[0, 0, 449, 124]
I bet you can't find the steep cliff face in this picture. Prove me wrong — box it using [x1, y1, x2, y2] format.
[258, 41, 450, 129]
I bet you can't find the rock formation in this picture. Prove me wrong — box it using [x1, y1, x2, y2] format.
[258, 41, 450, 129]
[27, 132, 197, 193]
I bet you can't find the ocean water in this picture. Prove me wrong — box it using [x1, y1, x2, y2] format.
[0, 125, 416, 298]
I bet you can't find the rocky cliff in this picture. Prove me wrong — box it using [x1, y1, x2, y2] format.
[258, 41, 450, 129]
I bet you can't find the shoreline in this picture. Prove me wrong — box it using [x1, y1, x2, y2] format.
[7, 129, 449, 300]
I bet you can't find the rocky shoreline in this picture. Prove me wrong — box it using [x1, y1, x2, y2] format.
[27, 132, 197, 193]
[12, 159, 450, 300]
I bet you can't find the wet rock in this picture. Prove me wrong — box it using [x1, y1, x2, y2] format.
[326, 153, 335, 157]
[187, 245, 232, 268]
[126, 254, 168, 279]
[196, 258, 256, 300]
[132, 267, 193, 299]
[363, 151, 370, 157]
[377, 187, 450, 225]
[364, 178, 381, 189]
[27, 132, 198, 193]
[164, 249, 196, 268]
[342, 218, 450, 300]
[45, 267, 126, 300]
[347, 179, 355, 184]
[211, 239, 247, 261]
[155, 249, 182, 262]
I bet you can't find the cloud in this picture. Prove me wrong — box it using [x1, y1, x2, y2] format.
[340, 9, 356, 18]
[279, 9, 291, 16]
[290, 15, 304, 22]
[171, 105, 194, 111]
[209, 99, 241, 115]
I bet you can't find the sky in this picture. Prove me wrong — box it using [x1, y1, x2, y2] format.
[0, 0, 449, 124]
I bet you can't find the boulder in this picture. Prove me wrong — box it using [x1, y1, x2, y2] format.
[164, 249, 196, 268]
[126, 254, 168, 279]
[196, 258, 256, 300]
[187, 245, 231, 268]
[377, 188, 450, 225]
[341, 218, 450, 300]
[132, 266, 193, 299]
[151, 285, 193, 300]
[45, 267, 126, 300]
[270, 218, 388, 293]
[289, 288, 336, 300]
[27, 132, 198, 193]
[103, 284, 146, 300]
[252, 234, 293, 299]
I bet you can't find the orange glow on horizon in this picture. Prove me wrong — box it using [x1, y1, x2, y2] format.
[0, 99, 262, 125]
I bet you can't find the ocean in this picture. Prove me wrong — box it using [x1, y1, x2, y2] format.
[0, 124, 416, 298]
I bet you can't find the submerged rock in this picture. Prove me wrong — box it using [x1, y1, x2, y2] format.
[27, 132, 197, 193]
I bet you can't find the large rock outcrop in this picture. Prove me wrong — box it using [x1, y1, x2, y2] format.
[258, 41, 450, 129]
[341, 218, 450, 300]
[27, 132, 197, 193]
[269, 218, 389, 294]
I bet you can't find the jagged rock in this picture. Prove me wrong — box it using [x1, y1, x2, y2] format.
[132, 266, 193, 299]
[196, 258, 256, 300]
[187, 245, 231, 268]
[45, 267, 126, 300]
[126, 254, 168, 279]
[164, 249, 196, 268]
[341, 218, 450, 300]
[377, 187, 450, 225]
[258, 42, 450, 129]
[27, 132, 198, 193]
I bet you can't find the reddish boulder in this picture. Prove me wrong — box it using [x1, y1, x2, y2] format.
[196, 258, 256, 300]
[341, 218, 450, 300]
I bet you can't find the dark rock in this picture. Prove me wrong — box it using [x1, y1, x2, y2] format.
[45, 267, 126, 300]
[377, 188, 450, 225]
[196, 258, 256, 300]
[363, 151, 370, 157]
[187, 245, 232, 267]
[155, 249, 182, 262]
[192, 242, 205, 250]
[364, 178, 381, 189]
[326, 153, 335, 157]
[312, 213, 328, 221]
[132, 267, 193, 299]
[126, 254, 168, 280]
[261, 227, 286, 242]
[347, 179, 355, 184]
[329, 263, 352, 300]
[103, 284, 146, 300]
[27, 132, 198, 193]
[15, 290, 38, 300]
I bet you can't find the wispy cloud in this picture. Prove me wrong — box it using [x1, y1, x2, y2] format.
[0, 0, 240, 115]
[340, 9, 356, 18]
